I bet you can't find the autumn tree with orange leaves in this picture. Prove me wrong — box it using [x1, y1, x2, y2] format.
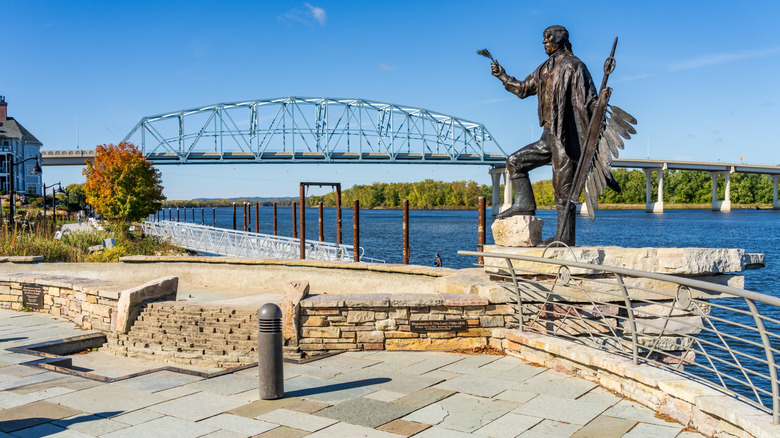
[83, 142, 165, 225]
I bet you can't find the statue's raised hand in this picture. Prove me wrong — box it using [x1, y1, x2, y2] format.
[491, 61, 505, 78]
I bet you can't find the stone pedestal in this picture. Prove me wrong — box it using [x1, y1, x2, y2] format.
[491, 216, 544, 247]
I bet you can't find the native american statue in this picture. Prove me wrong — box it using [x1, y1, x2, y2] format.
[480, 25, 637, 246]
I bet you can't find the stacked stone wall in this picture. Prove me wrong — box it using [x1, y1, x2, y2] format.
[0, 274, 123, 332]
[0, 274, 176, 333]
[296, 293, 516, 352]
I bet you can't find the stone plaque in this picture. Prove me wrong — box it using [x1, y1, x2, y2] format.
[22, 283, 44, 309]
[410, 320, 468, 332]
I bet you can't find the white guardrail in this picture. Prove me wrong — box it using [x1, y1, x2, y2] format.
[142, 220, 364, 262]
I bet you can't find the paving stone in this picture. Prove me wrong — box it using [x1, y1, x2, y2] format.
[476, 356, 528, 372]
[198, 430, 246, 438]
[371, 354, 463, 375]
[473, 412, 542, 437]
[603, 400, 681, 427]
[439, 355, 502, 373]
[0, 365, 49, 380]
[394, 387, 456, 409]
[197, 413, 278, 435]
[412, 425, 476, 438]
[512, 394, 609, 426]
[8, 423, 80, 438]
[228, 397, 300, 418]
[517, 419, 582, 437]
[285, 399, 330, 414]
[512, 370, 596, 399]
[420, 370, 461, 381]
[253, 426, 310, 437]
[0, 385, 76, 409]
[434, 374, 515, 398]
[48, 383, 168, 415]
[376, 419, 431, 437]
[570, 415, 637, 438]
[621, 422, 683, 438]
[114, 371, 203, 393]
[148, 391, 248, 421]
[256, 408, 337, 432]
[52, 413, 129, 435]
[284, 375, 378, 403]
[183, 373, 257, 395]
[493, 364, 546, 383]
[492, 390, 537, 404]
[0, 372, 64, 394]
[6, 376, 101, 394]
[361, 351, 439, 367]
[364, 389, 406, 402]
[0, 400, 82, 433]
[100, 416, 220, 438]
[111, 409, 165, 426]
[577, 387, 623, 407]
[314, 397, 414, 428]
[403, 393, 515, 433]
[152, 385, 202, 399]
[307, 422, 402, 437]
[332, 368, 444, 395]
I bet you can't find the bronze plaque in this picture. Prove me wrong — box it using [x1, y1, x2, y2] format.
[22, 283, 44, 309]
[410, 320, 468, 333]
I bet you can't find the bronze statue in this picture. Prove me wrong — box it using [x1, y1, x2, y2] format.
[483, 25, 636, 246]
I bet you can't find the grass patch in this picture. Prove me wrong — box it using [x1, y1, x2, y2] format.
[0, 221, 183, 262]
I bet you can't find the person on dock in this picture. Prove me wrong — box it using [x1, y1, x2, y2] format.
[434, 253, 442, 267]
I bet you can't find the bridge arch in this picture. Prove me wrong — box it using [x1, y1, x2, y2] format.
[120, 97, 507, 165]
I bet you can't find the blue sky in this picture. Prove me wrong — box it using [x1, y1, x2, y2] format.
[5, 1, 780, 199]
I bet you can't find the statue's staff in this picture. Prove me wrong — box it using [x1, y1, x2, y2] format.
[559, 37, 619, 238]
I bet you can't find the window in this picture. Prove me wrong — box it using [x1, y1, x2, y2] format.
[27, 184, 38, 195]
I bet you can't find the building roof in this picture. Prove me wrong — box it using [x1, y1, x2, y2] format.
[0, 117, 42, 145]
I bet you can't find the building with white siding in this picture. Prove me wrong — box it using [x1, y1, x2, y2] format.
[0, 96, 42, 195]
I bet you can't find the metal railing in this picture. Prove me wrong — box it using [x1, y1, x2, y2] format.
[460, 249, 780, 423]
[143, 220, 364, 262]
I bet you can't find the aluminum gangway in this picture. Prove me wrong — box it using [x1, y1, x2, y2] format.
[142, 220, 364, 261]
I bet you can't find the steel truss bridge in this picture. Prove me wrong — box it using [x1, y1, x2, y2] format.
[107, 97, 506, 165]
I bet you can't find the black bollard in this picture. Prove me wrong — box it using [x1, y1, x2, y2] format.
[258, 303, 284, 400]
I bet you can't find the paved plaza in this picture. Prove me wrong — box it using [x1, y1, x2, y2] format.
[0, 309, 705, 437]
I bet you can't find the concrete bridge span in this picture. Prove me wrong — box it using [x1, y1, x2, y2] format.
[490, 158, 780, 215]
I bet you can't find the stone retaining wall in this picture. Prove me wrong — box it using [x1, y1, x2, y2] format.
[295, 292, 517, 352]
[497, 329, 778, 438]
[0, 274, 177, 333]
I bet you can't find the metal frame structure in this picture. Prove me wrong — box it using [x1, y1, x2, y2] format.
[121, 97, 506, 165]
[460, 249, 780, 423]
[142, 220, 363, 262]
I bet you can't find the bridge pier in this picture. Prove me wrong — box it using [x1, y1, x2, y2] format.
[645, 167, 664, 213]
[773, 175, 780, 210]
[711, 169, 733, 212]
[489, 167, 512, 216]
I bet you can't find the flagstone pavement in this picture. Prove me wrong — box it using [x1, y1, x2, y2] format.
[0, 309, 706, 437]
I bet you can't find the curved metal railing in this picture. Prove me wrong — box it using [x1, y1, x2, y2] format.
[459, 249, 780, 423]
[144, 220, 365, 262]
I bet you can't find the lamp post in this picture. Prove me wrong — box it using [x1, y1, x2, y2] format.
[8, 156, 42, 228]
[43, 182, 61, 226]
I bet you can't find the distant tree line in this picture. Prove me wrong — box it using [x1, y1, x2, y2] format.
[162, 170, 777, 209]
[308, 180, 492, 209]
